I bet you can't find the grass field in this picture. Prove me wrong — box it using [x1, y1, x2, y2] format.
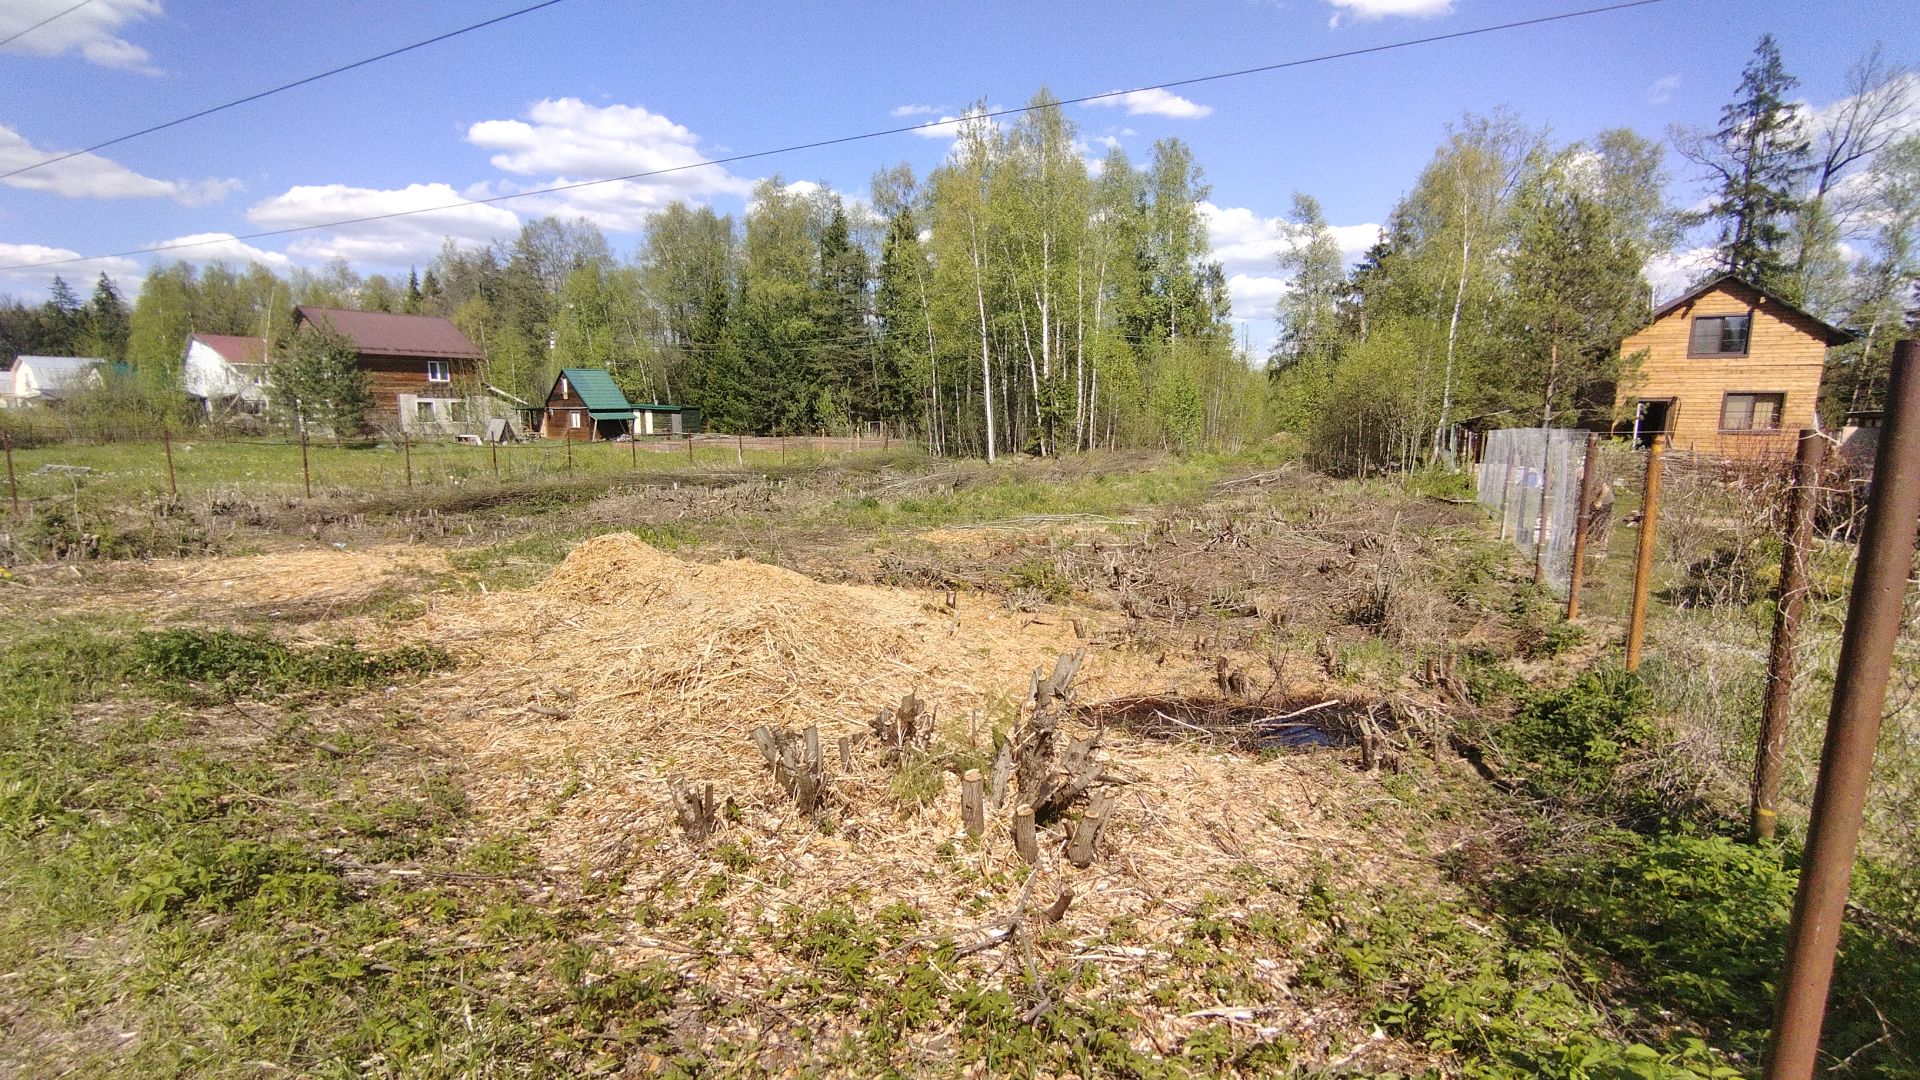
[1, 442, 1914, 1077]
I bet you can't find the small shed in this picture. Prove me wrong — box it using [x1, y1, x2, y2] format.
[544, 368, 637, 441]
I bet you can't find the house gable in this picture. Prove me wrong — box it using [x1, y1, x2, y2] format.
[1615, 276, 1845, 457]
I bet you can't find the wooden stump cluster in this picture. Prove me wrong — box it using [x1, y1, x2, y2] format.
[868, 692, 933, 760]
[1008, 651, 1103, 826]
[670, 780, 718, 845]
[752, 724, 829, 814]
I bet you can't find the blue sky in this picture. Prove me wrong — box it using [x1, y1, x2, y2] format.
[0, 0, 1913, 348]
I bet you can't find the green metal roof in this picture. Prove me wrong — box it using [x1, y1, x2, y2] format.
[556, 368, 635, 415]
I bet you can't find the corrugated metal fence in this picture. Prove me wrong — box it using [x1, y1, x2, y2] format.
[1475, 427, 1587, 594]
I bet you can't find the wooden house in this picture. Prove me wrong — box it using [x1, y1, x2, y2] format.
[1613, 275, 1853, 458]
[290, 306, 485, 433]
[544, 368, 638, 440]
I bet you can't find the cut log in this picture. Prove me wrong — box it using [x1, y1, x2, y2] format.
[1067, 789, 1112, 869]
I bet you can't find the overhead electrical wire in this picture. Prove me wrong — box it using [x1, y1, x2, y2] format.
[0, 0, 96, 50]
[0, 0, 1666, 274]
[0, 0, 572, 182]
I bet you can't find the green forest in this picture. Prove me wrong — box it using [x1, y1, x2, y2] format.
[3, 37, 1915, 466]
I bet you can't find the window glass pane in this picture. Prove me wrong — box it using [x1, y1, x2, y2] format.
[1691, 317, 1720, 353]
[1754, 394, 1782, 429]
[1722, 394, 1753, 430]
[1721, 316, 1750, 353]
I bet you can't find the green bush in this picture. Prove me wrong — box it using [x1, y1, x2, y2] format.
[1500, 667, 1653, 800]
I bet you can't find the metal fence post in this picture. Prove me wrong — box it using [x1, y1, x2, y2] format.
[1763, 341, 1920, 1080]
[686, 432, 694, 463]
[162, 427, 177, 498]
[403, 429, 413, 488]
[4, 434, 17, 515]
[1750, 429, 1827, 843]
[566, 431, 574, 475]
[1624, 437, 1664, 673]
[1532, 435, 1553, 586]
[737, 433, 744, 466]
[1566, 432, 1603, 620]
[300, 429, 312, 498]
[491, 437, 500, 481]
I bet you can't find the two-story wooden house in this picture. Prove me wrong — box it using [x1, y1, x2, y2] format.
[291, 306, 485, 433]
[1613, 275, 1853, 458]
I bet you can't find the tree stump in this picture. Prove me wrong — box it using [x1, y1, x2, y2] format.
[961, 769, 985, 836]
[1013, 803, 1038, 864]
[752, 724, 828, 813]
[1067, 789, 1112, 869]
[670, 780, 717, 846]
[869, 691, 933, 760]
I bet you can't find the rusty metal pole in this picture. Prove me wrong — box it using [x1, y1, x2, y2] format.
[403, 429, 413, 488]
[1624, 438, 1664, 673]
[491, 437, 500, 481]
[300, 428, 312, 498]
[1750, 430, 1828, 843]
[1566, 433, 1603, 621]
[736, 433, 744, 466]
[630, 429, 637, 468]
[1763, 342, 1920, 1080]
[4, 433, 17, 515]
[686, 431, 694, 463]
[566, 431, 574, 475]
[162, 427, 177, 498]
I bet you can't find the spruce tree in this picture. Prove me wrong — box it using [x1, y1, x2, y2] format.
[1681, 35, 1811, 295]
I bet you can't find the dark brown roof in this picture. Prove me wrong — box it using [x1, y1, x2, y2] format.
[293, 306, 484, 360]
[1651, 274, 1855, 346]
[190, 333, 267, 364]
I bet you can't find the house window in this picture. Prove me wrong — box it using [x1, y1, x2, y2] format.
[427, 360, 451, 383]
[449, 400, 469, 424]
[569, 411, 582, 429]
[1721, 392, 1785, 432]
[415, 400, 437, 424]
[1690, 314, 1751, 356]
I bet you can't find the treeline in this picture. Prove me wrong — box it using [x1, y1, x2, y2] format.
[7, 42, 1914, 461]
[1268, 36, 1919, 472]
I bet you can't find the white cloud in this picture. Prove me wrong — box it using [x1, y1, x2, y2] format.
[246, 183, 520, 267]
[0, 124, 239, 204]
[1646, 75, 1681, 105]
[907, 105, 998, 141]
[0, 243, 140, 290]
[890, 104, 939, 118]
[1327, 0, 1453, 24]
[0, 0, 163, 73]
[1644, 247, 1717, 303]
[1201, 202, 1379, 274]
[148, 233, 291, 269]
[1086, 88, 1212, 120]
[463, 98, 751, 231]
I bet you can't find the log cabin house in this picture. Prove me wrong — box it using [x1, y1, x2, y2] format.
[291, 306, 485, 433]
[544, 367, 636, 440]
[1613, 275, 1853, 458]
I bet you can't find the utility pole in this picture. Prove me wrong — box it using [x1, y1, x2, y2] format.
[1764, 342, 1920, 1080]
[1750, 429, 1826, 842]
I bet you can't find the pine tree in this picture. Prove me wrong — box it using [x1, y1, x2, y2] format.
[42, 276, 84, 354]
[270, 323, 372, 436]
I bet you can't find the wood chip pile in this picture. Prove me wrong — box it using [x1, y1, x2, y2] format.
[397, 532, 1430, 1061]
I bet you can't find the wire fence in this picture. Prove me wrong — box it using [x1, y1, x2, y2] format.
[1474, 427, 1589, 593]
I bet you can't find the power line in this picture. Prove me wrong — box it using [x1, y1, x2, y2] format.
[0, 0, 572, 182]
[0, 0, 97, 49]
[0, 0, 1667, 274]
